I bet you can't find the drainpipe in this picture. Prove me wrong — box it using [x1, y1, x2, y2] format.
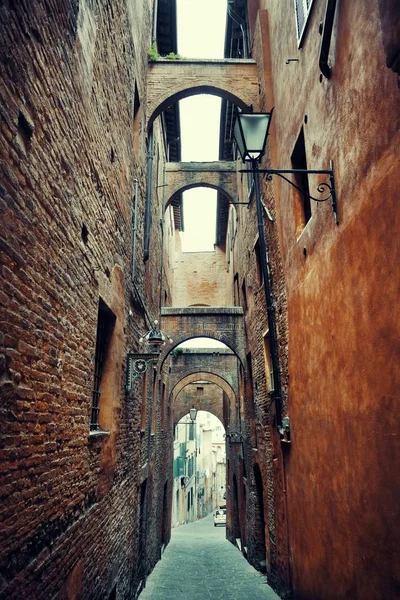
[144, 127, 154, 262]
[319, 0, 338, 79]
[152, 0, 158, 47]
[252, 160, 282, 430]
[132, 178, 139, 281]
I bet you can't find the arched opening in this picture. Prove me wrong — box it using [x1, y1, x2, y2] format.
[172, 410, 226, 526]
[147, 84, 251, 132]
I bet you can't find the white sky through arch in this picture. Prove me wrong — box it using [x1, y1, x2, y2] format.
[176, 0, 228, 252]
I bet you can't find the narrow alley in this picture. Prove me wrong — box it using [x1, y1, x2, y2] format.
[0, 1, 399, 600]
[138, 516, 279, 600]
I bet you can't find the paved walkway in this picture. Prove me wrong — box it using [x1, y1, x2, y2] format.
[138, 514, 280, 600]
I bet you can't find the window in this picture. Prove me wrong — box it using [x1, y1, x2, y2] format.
[291, 128, 312, 236]
[294, 0, 315, 46]
[241, 279, 248, 312]
[234, 273, 240, 306]
[246, 352, 255, 419]
[263, 331, 275, 392]
[133, 81, 141, 155]
[379, 0, 400, 75]
[246, 163, 255, 201]
[90, 300, 115, 431]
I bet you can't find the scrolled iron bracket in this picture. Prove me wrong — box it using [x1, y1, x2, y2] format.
[241, 160, 338, 225]
[125, 352, 159, 392]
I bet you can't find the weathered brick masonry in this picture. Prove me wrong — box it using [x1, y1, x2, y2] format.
[0, 1, 172, 598]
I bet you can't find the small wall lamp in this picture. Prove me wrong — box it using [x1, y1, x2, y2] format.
[233, 109, 338, 224]
[189, 406, 198, 422]
[125, 320, 173, 392]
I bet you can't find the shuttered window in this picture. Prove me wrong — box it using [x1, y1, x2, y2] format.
[294, 0, 315, 46]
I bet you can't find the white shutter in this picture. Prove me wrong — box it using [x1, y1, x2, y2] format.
[294, 0, 315, 46]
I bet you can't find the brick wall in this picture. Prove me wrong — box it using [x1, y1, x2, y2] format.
[0, 1, 171, 598]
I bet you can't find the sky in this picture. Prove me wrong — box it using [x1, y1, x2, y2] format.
[176, 0, 227, 252]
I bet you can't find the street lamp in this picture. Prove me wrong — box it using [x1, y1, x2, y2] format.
[189, 406, 198, 422]
[233, 109, 338, 223]
[125, 320, 173, 392]
[233, 110, 339, 438]
[233, 110, 273, 162]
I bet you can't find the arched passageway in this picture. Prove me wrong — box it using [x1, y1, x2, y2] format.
[163, 164, 237, 212]
[171, 371, 236, 428]
[159, 308, 246, 369]
[146, 59, 259, 130]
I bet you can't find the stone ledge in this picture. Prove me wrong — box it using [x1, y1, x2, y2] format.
[149, 58, 257, 65]
[161, 306, 244, 316]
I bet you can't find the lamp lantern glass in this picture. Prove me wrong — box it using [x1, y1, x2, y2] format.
[147, 322, 165, 353]
[233, 110, 273, 162]
[189, 407, 198, 422]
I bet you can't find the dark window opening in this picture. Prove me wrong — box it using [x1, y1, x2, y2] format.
[241, 279, 248, 312]
[246, 352, 255, 419]
[81, 223, 89, 245]
[291, 128, 311, 235]
[234, 273, 240, 306]
[133, 82, 141, 155]
[17, 110, 34, 152]
[90, 300, 115, 431]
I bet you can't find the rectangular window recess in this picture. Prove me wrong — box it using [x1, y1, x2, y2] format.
[90, 300, 115, 431]
[291, 127, 312, 236]
[295, 0, 316, 47]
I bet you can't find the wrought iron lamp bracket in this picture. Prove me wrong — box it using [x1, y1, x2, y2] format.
[240, 160, 338, 225]
[125, 352, 159, 392]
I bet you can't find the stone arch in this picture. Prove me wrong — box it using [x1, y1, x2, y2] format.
[160, 334, 245, 372]
[146, 59, 259, 131]
[159, 308, 246, 369]
[149, 84, 249, 130]
[171, 371, 236, 428]
[164, 180, 236, 212]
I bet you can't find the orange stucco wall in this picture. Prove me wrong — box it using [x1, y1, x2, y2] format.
[254, 1, 399, 598]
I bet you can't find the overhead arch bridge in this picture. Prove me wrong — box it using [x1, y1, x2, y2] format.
[146, 58, 260, 130]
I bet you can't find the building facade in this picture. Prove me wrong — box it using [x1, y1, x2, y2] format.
[0, 1, 399, 599]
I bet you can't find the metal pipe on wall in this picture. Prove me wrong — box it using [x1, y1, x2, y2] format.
[131, 178, 139, 281]
[319, 0, 338, 79]
[252, 160, 283, 429]
[144, 127, 154, 262]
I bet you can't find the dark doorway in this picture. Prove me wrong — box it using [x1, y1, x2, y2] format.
[161, 480, 170, 547]
[138, 479, 147, 581]
[232, 474, 241, 540]
[253, 464, 267, 572]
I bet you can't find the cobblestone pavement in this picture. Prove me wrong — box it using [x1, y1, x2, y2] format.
[138, 514, 280, 600]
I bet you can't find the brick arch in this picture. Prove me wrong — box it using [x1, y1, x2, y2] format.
[164, 182, 234, 212]
[160, 334, 245, 373]
[163, 165, 237, 212]
[159, 307, 246, 370]
[172, 371, 236, 428]
[146, 59, 259, 131]
[149, 84, 249, 129]
[169, 366, 237, 398]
